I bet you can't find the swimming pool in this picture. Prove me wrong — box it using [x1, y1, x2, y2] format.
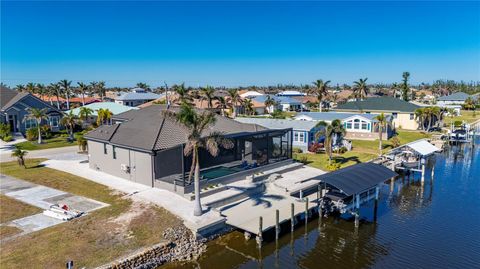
[201, 165, 245, 180]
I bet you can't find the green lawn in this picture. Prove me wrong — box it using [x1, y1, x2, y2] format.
[294, 129, 433, 171]
[294, 151, 377, 171]
[15, 133, 81, 151]
[0, 159, 183, 269]
[443, 110, 479, 126]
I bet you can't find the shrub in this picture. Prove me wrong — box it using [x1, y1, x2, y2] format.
[308, 142, 323, 154]
[390, 136, 401, 148]
[41, 125, 52, 139]
[0, 123, 11, 140]
[271, 110, 286, 119]
[26, 128, 38, 141]
[292, 147, 303, 154]
[337, 146, 348, 154]
[298, 156, 309, 164]
[454, 120, 463, 127]
[3, 135, 13, 142]
[77, 136, 88, 152]
[326, 161, 341, 171]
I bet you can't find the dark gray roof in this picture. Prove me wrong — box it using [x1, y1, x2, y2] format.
[85, 105, 267, 152]
[1, 87, 61, 113]
[335, 97, 420, 113]
[1, 87, 28, 111]
[437, 92, 470, 101]
[318, 163, 397, 196]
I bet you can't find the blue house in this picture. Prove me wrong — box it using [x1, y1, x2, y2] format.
[0, 87, 63, 134]
[235, 117, 321, 151]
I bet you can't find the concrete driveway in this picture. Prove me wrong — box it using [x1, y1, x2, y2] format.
[0, 174, 108, 241]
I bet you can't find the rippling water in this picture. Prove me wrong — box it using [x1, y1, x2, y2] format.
[161, 139, 480, 269]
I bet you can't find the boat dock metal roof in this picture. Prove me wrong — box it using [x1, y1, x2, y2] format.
[317, 163, 397, 196]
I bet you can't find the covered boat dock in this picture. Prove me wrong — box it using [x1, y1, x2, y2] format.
[220, 163, 398, 244]
[318, 163, 398, 226]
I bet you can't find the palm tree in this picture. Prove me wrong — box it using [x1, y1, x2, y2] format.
[374, 113, 387, 155]
[401, 72, 410, 101]
[15, 84, 26, 92]
[200, 86, 216, 109]
[24, 108, 48, 144]
[264, 95, 277, 114]
[36, 83, 47, 98]
[96, 81, 106, 101]
[60, 111, 78, 141]
[314, 119, 346, 164]
[391, 82, 399, 98]
[48, 83, 62, 109]
[11, 148, 27, 168]
[216, 96, 228, 116]
[136, 82, 150, 91]
[311, 79, 330, 112]
[164, 103, 234, 216]
[25, 82, 36, 94]
[77, 82, 89, 106]
[172, 83, 191, 105]
[415, 108, 426, 130]
[58, 79, 72, 110]
[227, 89, 242, 118]
[353, 78, 369, 100]
[243, 99, 254, 115]
[79, 107, 94, 123]
[77, 136, 88, 152]
[96, 108, 113, 126]
[463, 97, 476, 110]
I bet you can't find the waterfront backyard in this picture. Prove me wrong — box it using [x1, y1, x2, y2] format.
[0, 159, 183, 268]
[294, 129, 433, 171]
[160, 137, 480, 269]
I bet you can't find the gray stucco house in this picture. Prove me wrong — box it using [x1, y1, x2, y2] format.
[84, 105, 293, 195]
[1, 86, 63, 134]
[114, 88, 163, 107]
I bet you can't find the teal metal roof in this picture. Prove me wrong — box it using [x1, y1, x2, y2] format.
[66, 102, 138, 116]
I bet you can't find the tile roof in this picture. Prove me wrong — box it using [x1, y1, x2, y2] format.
[334, 97, 420, 113]
[85, 105, 267, 152]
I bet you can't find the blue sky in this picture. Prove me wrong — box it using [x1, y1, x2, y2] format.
[1, 1, 479, 87]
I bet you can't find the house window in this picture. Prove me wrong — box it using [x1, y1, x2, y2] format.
[353, 119, 360, 129]
[293, 131, 305, 143]
[113, 146, 117, 159]
[299, 132, 305, 142]
[346, 121, 352, 129]
[392, 113, 398, 119]
[361, 121, 368, 130]
[49, 116, 59, 128]
[104, 143, 108, 154]
[25, 119, 37, 129]
[410, 113, 414, 120]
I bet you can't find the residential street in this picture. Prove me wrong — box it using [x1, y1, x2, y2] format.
[0, 146, 79, 162]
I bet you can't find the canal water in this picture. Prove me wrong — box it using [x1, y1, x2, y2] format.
[161, 139, 480, 269]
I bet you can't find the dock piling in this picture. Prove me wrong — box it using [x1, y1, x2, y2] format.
[291, 203, 295, 232]
[257, 216, 263, 246]
[354, 210, 360, 228]
[374, 186, 379, 222]
[431, 166, 435, 181]
[305, 198, 309, 224]
[421, 164, 425, 183]
[275, 209, 280, 241]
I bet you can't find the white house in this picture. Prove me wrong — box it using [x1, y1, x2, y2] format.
[276, 90, 306, 97]
[294, 112, 394, 141]
[114, 88, 163, 107]
[436, 92, 472, 106]
[252, 95, 303, 112]
[240, 90, 264, 98]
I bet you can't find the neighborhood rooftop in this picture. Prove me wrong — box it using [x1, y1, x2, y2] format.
[85, 105, 267, 152]
[67, 102, 138, 116]
[235, 117, 319, 131]
[115, 88, 164, 101]
[436, 92, 472, 101]
[295, 112, 390, 122]
[334, 97, 420, 113]
[251, 95, 302, 105]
